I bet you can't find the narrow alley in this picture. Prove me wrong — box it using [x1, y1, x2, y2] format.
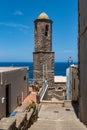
[29, 103, 87, 130]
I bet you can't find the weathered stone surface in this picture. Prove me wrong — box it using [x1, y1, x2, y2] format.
[33, 52, 54, 87]
[27, 109, 33, 121]
[29, 103, 87, 130]
[34, 19, 52, 52]
[33, 15, 55, 88]
[72, 66, 78, 101]
[54, 82, 66, 89]
[15, 112, 27, 129]
[0, 104, 35, 130]
[14, 103, 29, 112]
[0, 117, 16, 130]
[78, 0, 87, 126]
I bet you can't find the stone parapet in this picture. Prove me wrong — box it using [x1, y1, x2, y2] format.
[15, 112, 27, 129]
[54, 82, 66, 89]
[0, 118, 16, 130]
[64, 100, 72, 108]
[0, 103, 38, 130]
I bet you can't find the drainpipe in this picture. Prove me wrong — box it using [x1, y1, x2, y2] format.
[43, 64, 44, 81]
[46, 64, 47, 79]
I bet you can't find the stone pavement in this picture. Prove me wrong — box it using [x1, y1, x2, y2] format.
[29, 103, 87, 130]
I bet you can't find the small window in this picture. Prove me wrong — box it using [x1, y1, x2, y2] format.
[46, 25, 49, 31]
[24, 76, 26, 81]
[45, 25, 49, 36]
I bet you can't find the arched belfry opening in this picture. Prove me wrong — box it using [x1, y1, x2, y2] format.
[33, 12, 55, 87]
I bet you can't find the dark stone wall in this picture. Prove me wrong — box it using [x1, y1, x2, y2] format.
[78, 0, 87, 125]
[33, 18, 54, 88]
[34, 19, 52, 52]
[72, 66, 78, 102]
[33, 52, 54, 87]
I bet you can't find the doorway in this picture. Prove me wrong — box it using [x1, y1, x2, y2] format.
[5, 84, 11, 117]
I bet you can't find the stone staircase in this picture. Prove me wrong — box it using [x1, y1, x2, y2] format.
[29, 103, 87, 130]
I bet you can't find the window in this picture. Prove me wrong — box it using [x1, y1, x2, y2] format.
[24, 76, 26, 81]
[45, 25, 49, 36]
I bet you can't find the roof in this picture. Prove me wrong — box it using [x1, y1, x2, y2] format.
[54, 76, 66, 83]
[70, 64, 78, 68]
[0, 67, 28, 73]
[38, 12, 49, 19]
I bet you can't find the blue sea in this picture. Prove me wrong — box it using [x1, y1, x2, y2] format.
[0, 62, 77, 79]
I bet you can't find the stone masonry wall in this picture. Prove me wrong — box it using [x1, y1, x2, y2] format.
[34, 18, 54, 88]
[33, 52, 54, 87]
[79, 0, 87, 125]
[72, 66, 78, 102]
[34, 19, 52, 52]
[0, 103, 38, 130]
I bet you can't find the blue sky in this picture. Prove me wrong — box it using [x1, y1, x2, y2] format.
[0, 0, 78, 62]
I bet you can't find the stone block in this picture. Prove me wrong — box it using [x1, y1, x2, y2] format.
[64, 100, 72, 108]
[15, 112, 27, 129]
[0, 117, 16, 130]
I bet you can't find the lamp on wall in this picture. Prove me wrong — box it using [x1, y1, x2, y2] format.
[2, 97, 5, 103]
[68, 57, 73, 66]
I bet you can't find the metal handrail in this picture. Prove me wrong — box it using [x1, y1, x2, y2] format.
[38, 81, 48, 101]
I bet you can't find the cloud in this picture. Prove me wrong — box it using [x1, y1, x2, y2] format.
[0, 22, 29, 30]
[13, 10, 23, 15]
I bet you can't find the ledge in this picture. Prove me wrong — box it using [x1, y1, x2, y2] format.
[0, 103, 35, 130]
[0, 118, 16, 130]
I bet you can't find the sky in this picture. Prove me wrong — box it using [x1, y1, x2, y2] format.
[0, 0, 78, 62]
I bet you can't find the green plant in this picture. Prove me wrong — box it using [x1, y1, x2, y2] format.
[29, 102, 36, 110]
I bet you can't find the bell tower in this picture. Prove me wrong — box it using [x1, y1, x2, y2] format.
[33, 12, 54, 87]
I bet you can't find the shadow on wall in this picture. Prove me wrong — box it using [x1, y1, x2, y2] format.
[72, 101, 79, 118]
